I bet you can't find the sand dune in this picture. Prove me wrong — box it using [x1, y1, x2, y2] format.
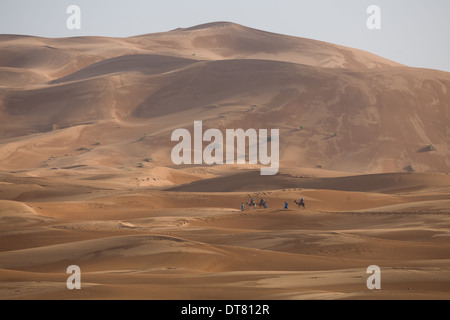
[0, 67, 49, 87]
[1, 64, 449, 171]
[1, 22, 449, 172]
[0, 22, 449, 300]
[167, 170, 450, 194]
[1, 195, 449, 299]
[132, 22, 403, 69]
[51, 54, 199, 84]
[0, 200, 49, 228]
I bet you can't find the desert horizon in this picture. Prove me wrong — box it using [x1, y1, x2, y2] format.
[0, 20, 449, 301]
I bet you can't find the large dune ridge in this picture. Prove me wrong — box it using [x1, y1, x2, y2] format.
[0, 22, 449, 300]
[1, 23, 449, 173]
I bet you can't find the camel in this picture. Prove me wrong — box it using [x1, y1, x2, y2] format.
[294, 199, 306, 209]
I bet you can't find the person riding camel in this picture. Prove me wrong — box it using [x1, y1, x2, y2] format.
[295, 197, 306, 209]
[299, 197, 305, 206]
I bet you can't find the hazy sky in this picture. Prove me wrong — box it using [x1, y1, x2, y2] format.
[1, 0, 449, 72]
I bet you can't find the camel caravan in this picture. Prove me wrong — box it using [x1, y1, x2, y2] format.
[242, 196, 305, 211]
